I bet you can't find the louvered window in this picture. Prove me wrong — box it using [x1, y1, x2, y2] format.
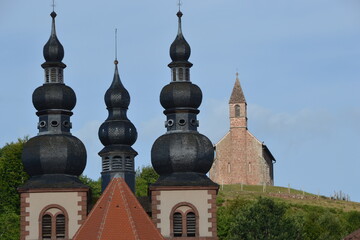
[42, 214, 52, 239]
[103, 157, 110, 171]
[112, 156, 122, 170]
[125, 157, 133, 171]
[173, 212, 183, 237]
[186, 212, 196, 237]
[56, 214, 65, 239]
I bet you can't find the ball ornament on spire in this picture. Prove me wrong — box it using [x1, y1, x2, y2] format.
[43, 11, 65, 63]
[169, 11, 191, 62]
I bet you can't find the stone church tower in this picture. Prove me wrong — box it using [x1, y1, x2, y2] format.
[18, 11, 89, 240]
[209, 74, 275, 186]
[150, 10, 219, 239]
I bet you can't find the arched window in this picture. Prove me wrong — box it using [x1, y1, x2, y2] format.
[40, 205, 68, 240]
[186, 212, 196, 237]
[173, 212, 183, 237]
[170, 202, 199, 238]
[235, 105, 240, 117]
[42, 214, 52, 239]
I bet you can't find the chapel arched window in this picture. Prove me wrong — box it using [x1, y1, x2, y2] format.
[235, 105, 240, 117]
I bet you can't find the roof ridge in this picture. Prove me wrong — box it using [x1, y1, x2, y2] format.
[118, 179, 140, 240]
[97, 180, 116, 239]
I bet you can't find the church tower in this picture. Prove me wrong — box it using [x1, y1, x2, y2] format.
[98, 57, 138, 192]
[229, 73, 247, 129]
[18, 11, 89, 240]
[210, 74, 275, 186]
[150, 9, 219, 239]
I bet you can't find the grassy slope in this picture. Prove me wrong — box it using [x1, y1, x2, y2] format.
[217, 184, 360, 212]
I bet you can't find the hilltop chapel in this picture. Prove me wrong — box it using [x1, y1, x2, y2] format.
[18, 7, 219, 240]
[209, 74, 276, 186]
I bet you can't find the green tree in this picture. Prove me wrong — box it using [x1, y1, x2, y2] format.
[79, 175, 101, 207]
[226, 197, 303, 240]
[135, 166, 159, 197]
[0, 138, 29, 240]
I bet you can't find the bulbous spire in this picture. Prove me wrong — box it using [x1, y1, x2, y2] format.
[98, 59, 138, 192]
[169, 11, 191, 62]
[151, 9, 216, 187]
[21, 10, 87, 189]
[43, 11, 65, 63]
[104, 60, 130, 109]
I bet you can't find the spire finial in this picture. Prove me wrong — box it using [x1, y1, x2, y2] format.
[51, 0, 55, 12]
[114, 28, 118, 65]
[178, 0, 182, 11]
[236, 72, 239, 80]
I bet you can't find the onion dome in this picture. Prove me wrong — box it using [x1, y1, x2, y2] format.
[152, 132, 213, 175]
[104, 60, 130, 109]
[43, 11, 65, 64]
[98, 61, 137, 147]
[169, 11, 191, 63]
[160, 82, 202, 110]
[22, 135, 86, 176]
[32, 84, 76, 112]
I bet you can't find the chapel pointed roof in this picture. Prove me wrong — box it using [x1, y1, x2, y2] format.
[229, 72, 246, 104]
[72, 178, 164, 240]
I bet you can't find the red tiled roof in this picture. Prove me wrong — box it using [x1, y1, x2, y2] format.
[73, 178, 164, 240]
[229, 74, 246, 104]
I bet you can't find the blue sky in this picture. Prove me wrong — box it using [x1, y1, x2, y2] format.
[1, 1, 359, 201]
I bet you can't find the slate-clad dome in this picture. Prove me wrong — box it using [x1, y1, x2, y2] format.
[33, 83, 76, 111]
[169, 11, 191, 62]
[98, 61, 137, 147]
[98, 120, 137, 146]
[43, 11, 64, 63]
[152, 132, 213, 175]
[104, 62, 130, 109]
[22, 135, 86, 176]
[160, 82, 202, 109]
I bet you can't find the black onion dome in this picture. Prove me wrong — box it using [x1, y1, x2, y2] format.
[98, 120, 137, 146]
[151, 132, 214, 175]
[22, 135, 86, 177]
[43, 11, 64, 63]
[32, 84, 76, 111]
[170, 11, 191, 62]
[160, 82, 202, 109]
[104, 63, 130, 109]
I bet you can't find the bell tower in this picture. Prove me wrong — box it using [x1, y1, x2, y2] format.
[229, 73, 247, 129]
[18, 10, 89, 240]
[150, 9, 218, 239]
